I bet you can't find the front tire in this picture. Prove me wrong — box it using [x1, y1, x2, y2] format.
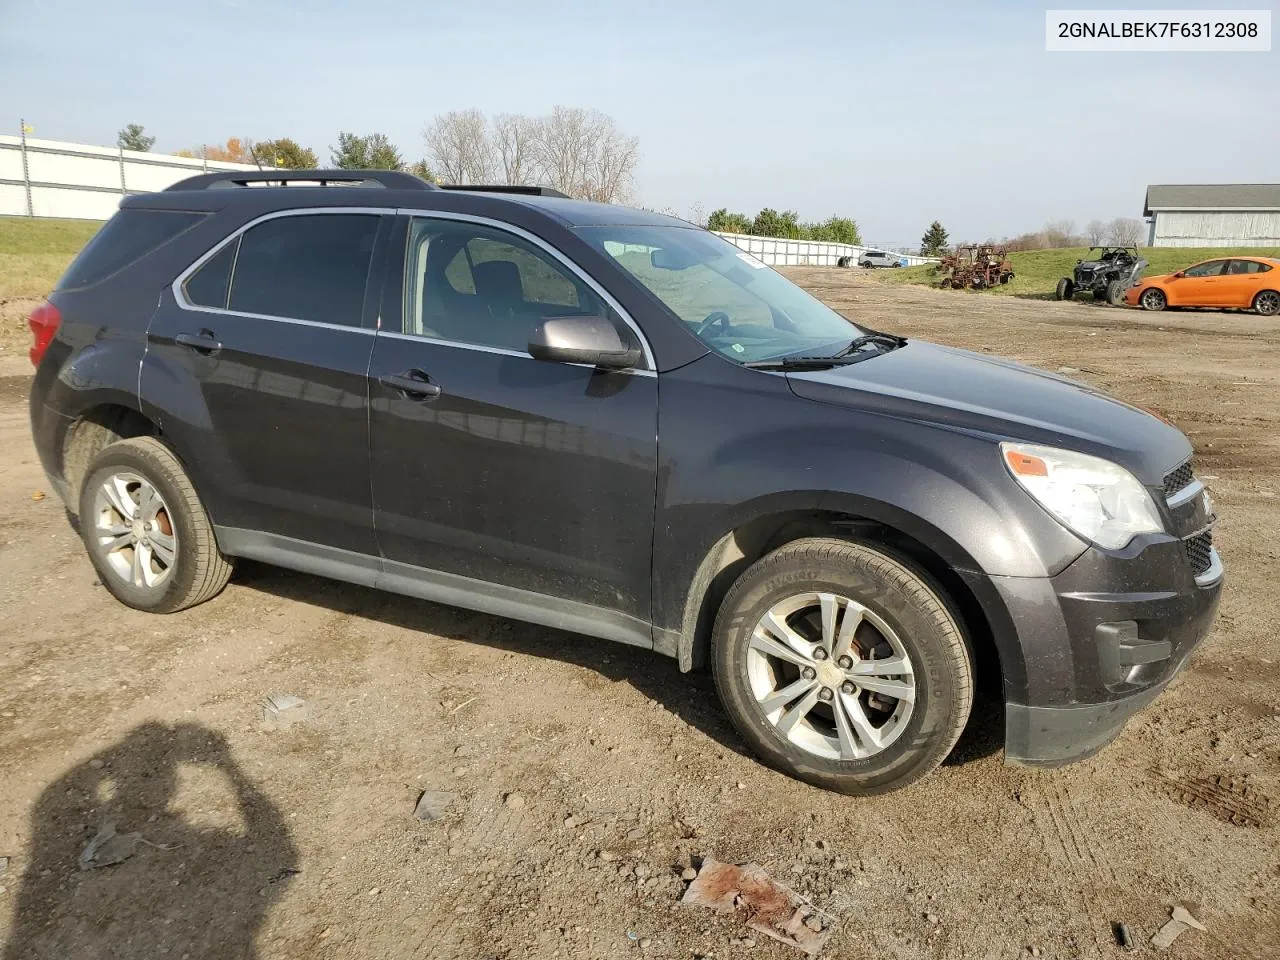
[79, 437, 233, 614]
[1139, 287, 1167, 312]
[1253, 289, 1280, 316]
[1055, 278, 1073, 301]
[711, 538, 974, 795]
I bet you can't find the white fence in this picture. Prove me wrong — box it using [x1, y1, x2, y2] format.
[0, 134, 258, 221]
[714, 231, 939, 268]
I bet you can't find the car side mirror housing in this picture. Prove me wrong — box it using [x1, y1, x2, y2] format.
[1172, 271, 1184, 279]
[528, 315, 642, 370]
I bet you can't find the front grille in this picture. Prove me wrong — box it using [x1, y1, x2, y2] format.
[1184, 530, 1213, 577]
[1163, 462, 1194, 497]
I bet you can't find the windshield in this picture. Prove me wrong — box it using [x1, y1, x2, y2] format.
[576, 225, 864, 362]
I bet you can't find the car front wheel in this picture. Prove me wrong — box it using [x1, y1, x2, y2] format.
[79, 437, 234, 613]
[712, 538, 974, 794]
[1140, 288, 1167, 312]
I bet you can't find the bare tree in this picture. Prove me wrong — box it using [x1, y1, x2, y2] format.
[1044, 219, 1078, 248]
[530, 106, 638, 203]
[1107, 217, 1145, 246]
[1085, 219, 1107, 246]
[689, 202, 707, 227]
[424, 109, 496, 184]
[492, 113, 538, 185]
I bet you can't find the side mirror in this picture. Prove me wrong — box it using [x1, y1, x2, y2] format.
[1172, 271, 1184, 279]
[528, 316, 642, 370]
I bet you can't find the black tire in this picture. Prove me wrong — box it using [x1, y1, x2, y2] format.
[711, 538, 974, 795]
[1000, 272, 1012, 285]
[78, 437, 233, 614]
[1139, 287, 1167, 312]
[1055, 278, 1073, 301]
[1106, 280, 1127, 306]
[1253, 289, 1280, 317]
[837, 256, 850, 268]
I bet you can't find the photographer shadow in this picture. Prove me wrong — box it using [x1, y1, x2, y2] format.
[3, 722, 296, 960]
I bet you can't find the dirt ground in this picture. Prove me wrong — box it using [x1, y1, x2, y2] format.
[1, 272, 1277, 959]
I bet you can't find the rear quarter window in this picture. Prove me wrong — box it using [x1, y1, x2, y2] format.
[56, 210, 205, 290]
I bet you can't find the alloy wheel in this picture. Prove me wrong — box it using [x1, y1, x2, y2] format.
[746, 592, 915, 760]
[1255, 291, 1280, 316]
[91, 471, 178, 589]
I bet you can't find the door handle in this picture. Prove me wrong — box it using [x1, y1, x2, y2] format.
[379, 370, 441, 400]
[175, 331, 222, 355]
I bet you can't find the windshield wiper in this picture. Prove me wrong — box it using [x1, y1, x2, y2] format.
[743, 354, 882, 371]
[831, 333, 907, 357]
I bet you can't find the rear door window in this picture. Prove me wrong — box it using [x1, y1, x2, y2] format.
[1226, 259, 1269, 275]
[57, 210, 205, 290]
[225, 214, 381, 327]
[182, 241, 237, 309]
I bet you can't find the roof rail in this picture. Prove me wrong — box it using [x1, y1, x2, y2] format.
[437, 184, 571, 199]
[165, 169, 435, 192]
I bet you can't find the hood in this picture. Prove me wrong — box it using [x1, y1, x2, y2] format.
[785, 341, 1191, 484]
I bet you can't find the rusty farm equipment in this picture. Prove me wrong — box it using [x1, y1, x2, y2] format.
[936, 245, 1014, 290]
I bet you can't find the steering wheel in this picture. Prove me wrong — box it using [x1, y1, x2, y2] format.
[694, 311, 732, 338]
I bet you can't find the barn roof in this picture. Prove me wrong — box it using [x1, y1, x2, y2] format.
[1145, 184, 1280, 216]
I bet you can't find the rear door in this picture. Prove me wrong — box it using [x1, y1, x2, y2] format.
[367, 214, 658, 626]
[143, 209, 392, 554]
[1221, 259, 1272, 308]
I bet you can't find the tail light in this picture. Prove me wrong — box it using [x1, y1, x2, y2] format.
[27, 300, 62, 367]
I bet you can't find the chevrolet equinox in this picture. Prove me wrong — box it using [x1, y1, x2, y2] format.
[27, 171, 1223, 794]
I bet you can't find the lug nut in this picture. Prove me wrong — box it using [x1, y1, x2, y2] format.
[841, 681, 856, 695]
[837, 655, 853, 669]
[802, 667, 817, 680]
[812, 647, 828, 661]
[817, 687, 834, 702]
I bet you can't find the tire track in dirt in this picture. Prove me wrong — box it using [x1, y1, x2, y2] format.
[1032, 781, 1118, 959]
[1152, 770, 1276, 829]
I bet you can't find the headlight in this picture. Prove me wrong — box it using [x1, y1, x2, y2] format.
[1000, 442, 1164, 549]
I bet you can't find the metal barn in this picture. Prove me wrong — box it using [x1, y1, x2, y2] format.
[1144, 184, 1280, 248]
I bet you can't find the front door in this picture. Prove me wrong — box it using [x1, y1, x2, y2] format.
[1168, 258, 1229, 306]
[143, 210, 390, 554]
[368, 215, 659, 624]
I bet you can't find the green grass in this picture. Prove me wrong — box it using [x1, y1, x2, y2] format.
[873, 246, 1280, 299]
[0, 217, 102, 302]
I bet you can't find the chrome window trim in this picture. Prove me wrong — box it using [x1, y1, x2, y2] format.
[1165, 477, 1204, 509]
[395, 207, 656, 372]
[170, 207, 391, 330]
[376, 330, 657, 378]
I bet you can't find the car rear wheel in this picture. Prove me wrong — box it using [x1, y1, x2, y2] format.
[712, 538, 974, 794]
[79, 437, 234, 614]
[1139, 288, 1167, 312]
[1253, 290, 1280, 316]
[1055, 278, 1073, 301]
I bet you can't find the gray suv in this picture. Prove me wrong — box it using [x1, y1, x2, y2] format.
[859, 249, 904, 268]
[27, 170, 1221, 794]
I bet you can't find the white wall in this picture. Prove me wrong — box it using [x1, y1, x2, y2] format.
[713, 231, 938, 267]
[1150, 210, 1280, 248]
[0, 135, 259, 220]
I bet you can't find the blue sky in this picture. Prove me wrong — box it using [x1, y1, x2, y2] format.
[1, 0, 1275, 245]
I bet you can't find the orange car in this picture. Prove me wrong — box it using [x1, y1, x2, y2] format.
[1124, 255, 1280, 315]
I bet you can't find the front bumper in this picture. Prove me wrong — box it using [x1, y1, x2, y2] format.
[966, 536, 1223, 767]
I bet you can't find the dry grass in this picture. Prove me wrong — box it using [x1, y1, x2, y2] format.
[0, 217, 101, 301]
